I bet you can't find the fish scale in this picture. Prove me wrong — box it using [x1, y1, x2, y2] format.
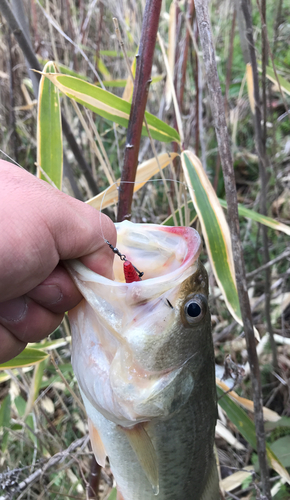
[68, 222, 220, 500]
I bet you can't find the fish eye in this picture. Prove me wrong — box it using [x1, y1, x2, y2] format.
[184, 294, 207, 324]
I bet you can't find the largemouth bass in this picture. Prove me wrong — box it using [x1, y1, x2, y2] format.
[68, 222, 219, 500]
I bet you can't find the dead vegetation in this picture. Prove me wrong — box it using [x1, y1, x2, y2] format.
[0, 0, 290, 499]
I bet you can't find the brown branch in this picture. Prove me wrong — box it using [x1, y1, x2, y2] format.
[87, 455, 101, 499]
[116, 0, 163, 222]
[194, 2, 272, 498]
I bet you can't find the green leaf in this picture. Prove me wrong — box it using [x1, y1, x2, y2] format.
[217, 386, 290, 484]
[96, 74, 164, 88]
[37, 61, 63, 189]
[181, 151, 242, 324]
[107, 488, 117, 500]
[218, 199, 290, 236]
[0, 394, 11, 452]
[24, 358, 48, 418]
[14, 395, 26, 418]
[29, 336, 71, 350]
[41, 73, 180, 143]
[265, 417, 290, 432]
[0, 347, 49, 370]
[258, 64, 290, 96]
[270, 437, 290, 468]
[0, 394, 11, 428]
[38, 58, 90, 81]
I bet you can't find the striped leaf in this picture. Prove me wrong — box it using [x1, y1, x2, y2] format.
[181, 150, 242, 324]
[40, 73, 180, 144]
[246, 63, 255, 114]
[218, 198, 290, 236]
[259, 64, 290, 96]
[87, 152, 179, 210]
[37, 61, 63, 189]
[217, 385, 290, 485]
[0, 348, 49, 370]
[164, 197, 290, 235]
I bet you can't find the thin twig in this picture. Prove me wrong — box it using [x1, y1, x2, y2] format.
[246, 248, 290, 280]
[194, 2, 272, 498]
[242, 0, 277, 370]
[0, 437, 88, 500]
[178, 0, 195, 112]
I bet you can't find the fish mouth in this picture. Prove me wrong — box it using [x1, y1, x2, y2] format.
[68, 222, 202, 312]
[68, 222, 206, 425]
[113, 221, 202, 284]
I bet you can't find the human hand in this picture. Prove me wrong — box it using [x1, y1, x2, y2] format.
[0, 160, 116, 363]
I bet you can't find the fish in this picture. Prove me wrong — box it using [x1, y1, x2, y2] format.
[68, 221, 219, 500]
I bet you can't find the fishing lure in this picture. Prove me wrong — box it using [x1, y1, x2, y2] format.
[105, 238, 144, 283]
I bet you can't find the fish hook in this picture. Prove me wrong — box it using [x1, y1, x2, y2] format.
[105, 239, 144, 280]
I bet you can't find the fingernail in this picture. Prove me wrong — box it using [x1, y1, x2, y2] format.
[28, 284, 63, 306]
[0, 297, 28, 322]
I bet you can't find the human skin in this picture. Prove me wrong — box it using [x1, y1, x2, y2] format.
[0, 160, 116, 363]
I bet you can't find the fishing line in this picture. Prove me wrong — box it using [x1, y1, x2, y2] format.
[0, 149, 25, 169]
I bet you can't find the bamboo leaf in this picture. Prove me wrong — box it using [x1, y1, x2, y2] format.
[24, 358, 48, 418]
[96, 56, 111, 80]
[38, 58, 90, 81]
[37, 61, 63, 189]
[216, 379, 280, 422]
[218, 198, 290, 236]
[164, 196, 290, 235]
[0, 348, 49, 370]
[258, 64, 290, 96]
[87, 152, 179, 209]
[98, 74, 164, 88]
[181, 150, 242, 324]
[29, 337, 71, 350]
[107, 488, 117, 500]
[40, 73, 180, 143]
[246, 63, 255, 114]
[0, 394, 11, 452]
[217, 385, 290, 484]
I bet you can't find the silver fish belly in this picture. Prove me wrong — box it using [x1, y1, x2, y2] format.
[68, 221, 219, 500]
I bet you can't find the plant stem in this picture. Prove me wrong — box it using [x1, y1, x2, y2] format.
[179, 0, 195, 112]
[117, 0, 162, 222]
[194, 2, 272, 498]
[0, 0, 99, 195]
[242, 0, 277, 370]
[87, 455, 101, 499]
[225, 8, 236, 120]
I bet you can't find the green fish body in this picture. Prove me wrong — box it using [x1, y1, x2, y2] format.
[68, 222, 219, 500]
